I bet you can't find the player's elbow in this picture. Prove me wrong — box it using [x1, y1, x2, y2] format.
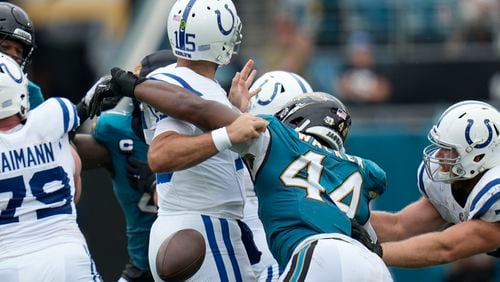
[148, 149, 175, 173]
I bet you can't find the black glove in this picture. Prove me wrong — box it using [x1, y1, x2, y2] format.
[110, 67, 147, 98]
[126, 156, 155, 195]
[350, 218, 383, 258]
[86, 69, 147, 119]
[88, 83, 115, 119]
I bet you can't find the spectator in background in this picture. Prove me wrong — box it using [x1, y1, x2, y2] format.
[336, 31, 391, 103]
[259, 0, 321, 75]
[446, 0, 499, 56]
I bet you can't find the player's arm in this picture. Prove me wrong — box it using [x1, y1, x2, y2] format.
[371, 197, 448, 242]
[107, 61, 257, 131]
[134, 78, 240, 131]
[382, 219, 500, 267]
[27, 80, 45, 109]
[71, 146, 82, 203]
[148, 114, 267, 172]
[72, 133, 112, 171]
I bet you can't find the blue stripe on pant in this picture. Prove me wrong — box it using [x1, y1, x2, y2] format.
[201, 215, 243, 282]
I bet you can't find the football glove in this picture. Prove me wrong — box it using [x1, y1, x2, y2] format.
[86, 68, 147, 119]
[126, 156, 155, 195]
[350, 218, 383, 258]
[110, 67, 147, 98]
[78, 75, 121, 121]
[87, 82, 117, 119]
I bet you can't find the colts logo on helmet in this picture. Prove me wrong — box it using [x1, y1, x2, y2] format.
[0, 62, 23, 83]
[215, 4, 235, 35]
[256, 81, 281, 106]
[465, 119, 493, 149]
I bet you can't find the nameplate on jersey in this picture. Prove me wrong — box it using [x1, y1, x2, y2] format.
[1, 143, 55, 173]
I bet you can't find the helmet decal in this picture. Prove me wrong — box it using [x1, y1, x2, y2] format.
[215, 4, 235, 36]
[257, 82, 281, 106]
[177, 0, 197, 51]
[290, 73, 308, 92]
[0, 62, 23, 83]
[465, 119, 493, 149]
[167, 0, 241, 65]
[248, 71, 313, 115]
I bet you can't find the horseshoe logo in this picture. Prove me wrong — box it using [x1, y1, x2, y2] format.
[465, 119, 493, 149]
[0, 63, 23, 83]
[257, 82, 281, 106]
[215, 4, 235, 35]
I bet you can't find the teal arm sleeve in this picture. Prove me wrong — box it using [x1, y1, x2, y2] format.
[28, 80, 45, 109]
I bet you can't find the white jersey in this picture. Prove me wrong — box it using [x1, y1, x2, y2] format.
[417, 161, 500, 223]
[0, 98, 84, 259]
[144, 64, 246, 219]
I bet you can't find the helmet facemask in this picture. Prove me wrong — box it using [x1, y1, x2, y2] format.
[0, 3, 36, 71]
[423, 132, 466, 183]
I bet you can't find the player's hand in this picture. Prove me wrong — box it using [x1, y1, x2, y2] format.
[127, 156, 155, 195]
[110, 67, 147, 98]
[88, 82, 116, 119]
[82, 75, 123, 120]
[226, 114, 268, 144]
[350, 218, 383, 257]
[83, 75, 111, 107]
[228, 59, 260, 112]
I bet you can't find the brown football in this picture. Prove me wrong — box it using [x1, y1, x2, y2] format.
[155, 228, 206, 281]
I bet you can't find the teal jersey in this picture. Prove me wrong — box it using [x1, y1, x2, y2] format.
[28, 80, 45, 109]
[252, 116, 387, 267]
[94, 108, 156, 271]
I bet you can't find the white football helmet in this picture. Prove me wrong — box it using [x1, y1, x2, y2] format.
[0, 52, 28, 119]
[423, 100, 500, 182]
[248, 71, 313, 115]
[167, 0, 242, 65]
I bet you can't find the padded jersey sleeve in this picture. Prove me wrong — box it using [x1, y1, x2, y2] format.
[30, 97, 79, 138]
[468, 179, 500, 222]
[362, 158, 387, 198]
[27, 80, 45, 109]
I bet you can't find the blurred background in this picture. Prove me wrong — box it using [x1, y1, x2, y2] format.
[9, 0, 500, 281]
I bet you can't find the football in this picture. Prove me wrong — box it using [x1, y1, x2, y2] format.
[155, 228, 206, 281]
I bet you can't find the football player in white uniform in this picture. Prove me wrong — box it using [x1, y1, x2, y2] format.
[371, 100, 500, 267]
[139, 0, 257, 280]
[0, 52, 101, 281]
